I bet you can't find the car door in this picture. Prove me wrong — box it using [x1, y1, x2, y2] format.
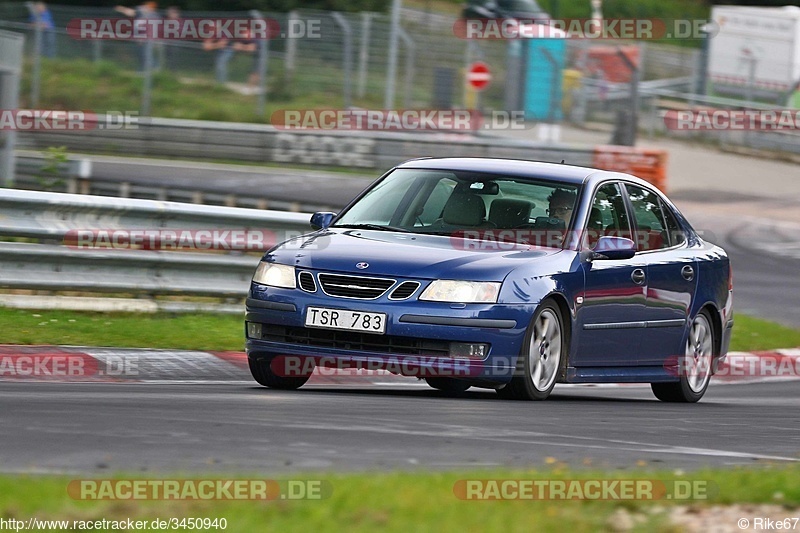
[624, 183, 697, 366]
[574, 182, 648, 367]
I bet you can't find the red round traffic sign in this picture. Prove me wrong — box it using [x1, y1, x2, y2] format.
[467, 61, 491, 91]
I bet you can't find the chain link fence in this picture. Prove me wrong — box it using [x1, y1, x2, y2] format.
[6, 1, 794, 155]
[0, 3, 707, 119]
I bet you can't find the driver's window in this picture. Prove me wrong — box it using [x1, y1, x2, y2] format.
[586, 183, 631, 249]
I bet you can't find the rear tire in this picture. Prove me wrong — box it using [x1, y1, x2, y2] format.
[249, 356, 311, 390]
[651, 309, 716, 403]
[498, 300, 566, 401]
[425, 377, 470, 392]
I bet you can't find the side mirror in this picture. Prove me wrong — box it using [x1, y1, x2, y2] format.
[310, 211, 336, 230]
[582, 236, 636, 261]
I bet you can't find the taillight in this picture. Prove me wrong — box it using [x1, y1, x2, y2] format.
[728, 264, 733, 291]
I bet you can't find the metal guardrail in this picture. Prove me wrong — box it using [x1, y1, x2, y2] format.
[11, 154, 333, 212]
[582, 76, 693, 103]
[0, 241, 259, 296]
[0, 188, 310, 239]
[0, 189, 312, 299]
[17, 116, 598, 171]
[642, 90, 800, 156]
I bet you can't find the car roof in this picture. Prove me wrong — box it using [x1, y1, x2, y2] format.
[396, 157, 662, 193]
[396, 157, 603, 185]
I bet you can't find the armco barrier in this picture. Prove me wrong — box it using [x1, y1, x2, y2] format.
[11, 153, 334, 213]
[17, 116, 669, 189]
[0, 188, 310, 240]
[0, 189, 312, 299]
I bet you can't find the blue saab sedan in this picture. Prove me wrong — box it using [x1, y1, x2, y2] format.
[245, 158, 733, 402]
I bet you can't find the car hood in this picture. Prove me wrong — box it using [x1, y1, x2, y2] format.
[266, 229, 562, 282]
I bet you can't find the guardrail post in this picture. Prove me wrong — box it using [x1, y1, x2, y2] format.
[67, 158, 92, 194]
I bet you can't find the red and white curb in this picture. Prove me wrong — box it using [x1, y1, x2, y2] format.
[0, 345, 798, 386]
[713, 349, 800, 384]
[0, 345, 409, 386]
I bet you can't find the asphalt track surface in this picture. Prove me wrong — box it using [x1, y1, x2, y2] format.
[1, 380, 798, 474]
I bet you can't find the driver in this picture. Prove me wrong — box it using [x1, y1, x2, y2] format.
[547, 188, 577, 227]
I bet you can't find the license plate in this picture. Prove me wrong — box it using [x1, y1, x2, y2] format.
[305, 307, 386, 334]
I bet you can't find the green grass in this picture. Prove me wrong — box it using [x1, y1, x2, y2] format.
[0, 307, 244, 352]
[23, 59, 270, 124]
[0, 306, 798, 353]
[20, 57, 387, 125]
[0, 466, 797, 532]
[729, 315, 800, 353]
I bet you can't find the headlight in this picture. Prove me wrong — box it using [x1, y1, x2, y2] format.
[252, 262, 296, 289]
[419, 280, 500, 303]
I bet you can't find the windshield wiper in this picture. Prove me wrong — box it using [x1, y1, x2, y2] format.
[334, 223, 411, 233]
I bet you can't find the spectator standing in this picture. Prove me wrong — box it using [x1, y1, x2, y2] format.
[28, 2, 55, 58]
[115, 2, 161, 71]
[203, 31, 256, 86]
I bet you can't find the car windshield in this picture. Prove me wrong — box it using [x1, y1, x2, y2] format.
[333, 168, 580, 247]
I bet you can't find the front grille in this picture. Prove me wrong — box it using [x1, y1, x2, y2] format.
[298, 271, 316, 292]
[260, 325, 450, 357]
[318, 273, 395, 299]
[389, 281, 420, 300]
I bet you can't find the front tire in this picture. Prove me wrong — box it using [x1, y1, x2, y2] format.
[498, 300, 566, 401]
[249, 356, 311, 390]
[652, 310, 716, 403]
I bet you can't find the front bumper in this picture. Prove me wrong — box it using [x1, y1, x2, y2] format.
[245, 283, 535, 384]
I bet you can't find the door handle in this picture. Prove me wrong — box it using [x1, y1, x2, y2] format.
[681, 265, 695, 281]
[631, 268, 646, 285]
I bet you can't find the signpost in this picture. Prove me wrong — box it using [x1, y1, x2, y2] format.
[467, 61, 491, 91]
[465, 61, 491, 111]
